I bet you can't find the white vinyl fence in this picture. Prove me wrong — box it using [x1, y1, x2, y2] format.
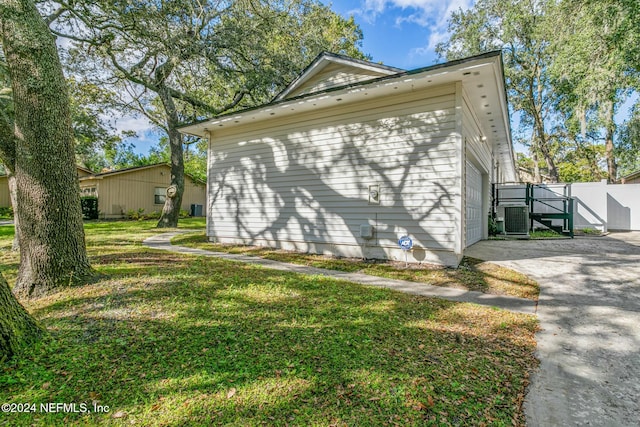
[572, 181, 640, 232]
[495, 181, 640, 232]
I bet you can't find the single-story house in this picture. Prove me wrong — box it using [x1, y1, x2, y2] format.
[179, 51, 517, 266]
[0, 166, 94, 209]
[78, 163, 206, 219]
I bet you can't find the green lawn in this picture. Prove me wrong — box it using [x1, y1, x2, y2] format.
[171, 233, 539, 300]
[0, 219, 538, 426]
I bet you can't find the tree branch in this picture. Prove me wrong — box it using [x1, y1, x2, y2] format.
[45, 7, 67, 26]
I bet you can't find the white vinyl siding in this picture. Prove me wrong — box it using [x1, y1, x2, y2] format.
[286, 62, 390, 99]
[207, 83, 463, 264]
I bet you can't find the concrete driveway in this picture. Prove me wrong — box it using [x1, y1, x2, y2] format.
[465, 233, 640, 426]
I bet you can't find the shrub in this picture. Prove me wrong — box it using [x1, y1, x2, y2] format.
[126, 208, 146, 220]
[80, 196, 99, 220]
[488, 217, 498, 236]
[126, 209, 190, 220]
[0, 206, 13, 218]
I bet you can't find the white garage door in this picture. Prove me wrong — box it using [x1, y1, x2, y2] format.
[465, 160, 483, 247]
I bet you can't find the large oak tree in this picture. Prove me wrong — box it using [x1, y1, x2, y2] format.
[437, 0, 560, 183]
[0, 0, 92, 298]
[51, 0, 365, 227]
[0, 273, 41, 362]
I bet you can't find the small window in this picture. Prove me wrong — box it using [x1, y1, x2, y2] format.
[81, 187, 97, 195]
[154, 187, 166, 204]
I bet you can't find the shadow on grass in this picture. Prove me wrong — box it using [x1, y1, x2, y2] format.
[173, 232, 539, 300]
[2, 251, 537, 426]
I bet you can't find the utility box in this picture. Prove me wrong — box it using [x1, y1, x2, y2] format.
[360, 224, 374, 240]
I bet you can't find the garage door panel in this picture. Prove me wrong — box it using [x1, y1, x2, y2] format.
[466, 160, 482, 247]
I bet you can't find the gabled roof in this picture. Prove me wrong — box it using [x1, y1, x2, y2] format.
[85, 163, 168, 178]
[77, 165, 94, 175]
[618, 169, 640, 184]
[180, 50, 517, 183]
[273, 51, 404, 102]
[79, 163, 205, 184]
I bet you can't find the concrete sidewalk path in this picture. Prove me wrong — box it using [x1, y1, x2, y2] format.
[143, 231, 536, 314]
[465, 233, 640, 427]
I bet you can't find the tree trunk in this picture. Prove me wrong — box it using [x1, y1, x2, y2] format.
[7, 170, 19, 251]
[603, 100, 617, 183]
[530, 132, 542, 183]
[537, 132, 558, 183]
[156, 83, 185, 228]
[1, 0, 93, 298]
[532, 66, 558, 183]
[0, 273, 42, 362]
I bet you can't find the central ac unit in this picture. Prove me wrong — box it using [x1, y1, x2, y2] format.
[497, 204, 529, 235]
[505, 206, 529, 234]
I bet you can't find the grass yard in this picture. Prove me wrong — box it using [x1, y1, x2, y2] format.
[1, 219, 538, 426]
[171, 233, 539, 300]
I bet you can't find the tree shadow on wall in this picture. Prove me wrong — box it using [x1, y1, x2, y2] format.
[208, 105, 460, 262]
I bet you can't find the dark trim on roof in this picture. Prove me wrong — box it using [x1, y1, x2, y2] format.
[178, 50, 503, 131]
[618, 169, 640, 182]
[80, 163, 205, 185]
[88, 163, 168, 177]
[77, 165, 94, 174]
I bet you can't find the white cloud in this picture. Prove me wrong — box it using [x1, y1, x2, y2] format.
[370, 0, 475, 59]
[111, 115, 157, 137]
[352, 0, 474, 26]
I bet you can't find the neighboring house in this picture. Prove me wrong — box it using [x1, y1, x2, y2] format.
[0, 166, 94, 208]
[180, 51, 517, 266]
[78, 164, 206, 219]
[617, 170, 640, 184]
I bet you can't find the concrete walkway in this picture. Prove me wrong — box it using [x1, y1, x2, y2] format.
[143, 232, 536, 314]
[465, 233, 640, 427]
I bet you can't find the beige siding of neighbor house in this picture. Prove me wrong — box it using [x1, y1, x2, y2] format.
[625, 176, 640, 184]
[620, 172, 640, 184]
[77, 168, 93, 178]
[1, 166, 93, 208]
[286, 63, 390, 99]
[79, 165, 205, 218]
[0, 176, 9, 208]
[207, 83, 465, 265]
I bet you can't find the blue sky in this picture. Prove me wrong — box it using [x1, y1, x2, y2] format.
[330, 0, 474, 69]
